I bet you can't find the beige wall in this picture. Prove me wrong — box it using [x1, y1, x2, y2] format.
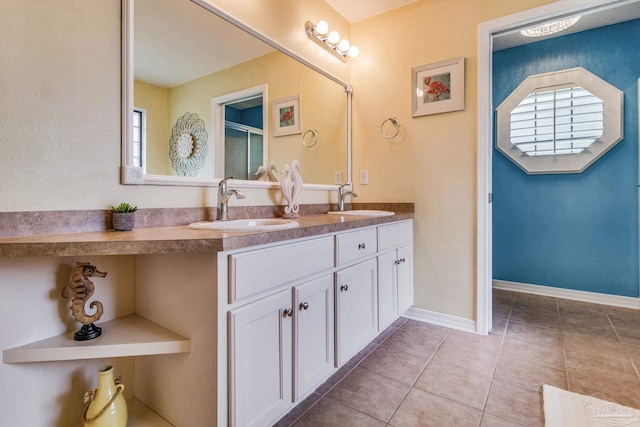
[349, 0, 557, 319]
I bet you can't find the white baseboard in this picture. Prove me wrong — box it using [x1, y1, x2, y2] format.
[493, 280, 640, 309]
[403, 307, 476, 333]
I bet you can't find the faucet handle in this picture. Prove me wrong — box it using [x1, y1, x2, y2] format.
[218, 176, 235, 191]
[338, 183, 350, 195]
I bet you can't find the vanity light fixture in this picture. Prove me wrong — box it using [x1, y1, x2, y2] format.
[305, 20, 359, 62]
[520, 16, 581, 37]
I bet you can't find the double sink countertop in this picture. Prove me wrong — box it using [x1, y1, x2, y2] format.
[0, 212, 414, 258]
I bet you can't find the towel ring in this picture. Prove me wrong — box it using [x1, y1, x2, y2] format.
[380, 117, 400, 140]
[302, 129, 318, 148]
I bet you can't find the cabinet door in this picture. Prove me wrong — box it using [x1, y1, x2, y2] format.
[294, 275, 334, 400]
[335, 259, 378, 366]
[377, 251, 398, 331]
[397, 245, 413, 315]
[229, 290, 292, 427]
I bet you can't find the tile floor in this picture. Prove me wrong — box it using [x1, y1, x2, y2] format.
[274, 290, 640, 426]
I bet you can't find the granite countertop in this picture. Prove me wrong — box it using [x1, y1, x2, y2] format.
[0, 213, 414, 258]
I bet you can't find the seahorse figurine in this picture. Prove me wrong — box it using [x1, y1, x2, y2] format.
[281, 163, 295, 218]
[61, 262, 108, 341]
[290, 160, 303, 215]
[281, 161, 303, 218]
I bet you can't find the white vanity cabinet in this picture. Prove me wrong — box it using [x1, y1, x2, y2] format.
[220, 219, 414, 427]
[227, 237, 335, 427]
[335, 258, 378, 366]
[294, 275, 335, 400]
[229, 289, 293, 427]
[0, 216, 413, 427]
[377, 221, 414, 330]
[229, 274, 335, 427]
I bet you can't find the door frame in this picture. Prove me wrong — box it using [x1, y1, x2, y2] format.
[212, 84, 268, 182]
[476, 0, 638, 335]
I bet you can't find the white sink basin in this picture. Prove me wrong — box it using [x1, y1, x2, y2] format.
[188, 218, 299, 232]
[327, 210, 395, 217]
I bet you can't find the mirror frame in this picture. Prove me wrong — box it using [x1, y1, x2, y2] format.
[121, 0, 352, 189]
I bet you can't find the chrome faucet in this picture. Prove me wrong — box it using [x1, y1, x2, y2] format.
[217, 177, 246, 221]
[338, 183, 358, 212]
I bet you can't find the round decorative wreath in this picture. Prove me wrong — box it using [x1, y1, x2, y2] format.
[169, 112, 208, 176]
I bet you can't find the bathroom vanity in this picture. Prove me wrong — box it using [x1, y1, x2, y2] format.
[0, 212, 413, 426]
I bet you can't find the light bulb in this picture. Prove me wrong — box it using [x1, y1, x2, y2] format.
[315, 20, 328, 35]
[327, 30, 340, 45]
[338, 39, 350, 52]
[347, 45, 359, 58]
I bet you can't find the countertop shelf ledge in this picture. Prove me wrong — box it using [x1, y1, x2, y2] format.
[3, 314, 191, 364]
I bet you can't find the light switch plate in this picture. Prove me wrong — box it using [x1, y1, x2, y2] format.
[360, 170, 369, 185]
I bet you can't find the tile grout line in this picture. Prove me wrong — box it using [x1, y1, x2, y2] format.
[284, 320, 406, 426]
[606, 312, 640, 381]
[479, 297, 513, 426]
[383, 328, 451, 425]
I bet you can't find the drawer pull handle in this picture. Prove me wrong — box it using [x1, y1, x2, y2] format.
[358, 243, 366, 250]
[300, 302, 309, 310]
[283, 308, 293, 317]
[340, 284, 349, 292]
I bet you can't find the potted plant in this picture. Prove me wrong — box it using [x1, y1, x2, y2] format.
[111, 202, 137, 231]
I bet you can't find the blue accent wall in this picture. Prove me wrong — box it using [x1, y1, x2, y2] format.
[225, 105, 263, 129]
[492, 19, 640, 297]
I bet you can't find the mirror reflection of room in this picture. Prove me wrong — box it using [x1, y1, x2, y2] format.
[130, 0, 347, 185]
[224, 96, 264, 181]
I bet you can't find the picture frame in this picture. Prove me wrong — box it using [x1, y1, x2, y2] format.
[412, 56, 465, 117]
[272, 94, 302, 136]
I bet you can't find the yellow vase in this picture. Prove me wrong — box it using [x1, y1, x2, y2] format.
[83, 365, 128, 427]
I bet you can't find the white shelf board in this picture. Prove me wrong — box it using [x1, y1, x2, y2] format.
[127, 399, 175, 426]
[3, 314, 190, 363]
[71, 398, 174, 427]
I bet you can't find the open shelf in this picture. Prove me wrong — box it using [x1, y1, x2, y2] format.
[3, 314, 190, 364]
[71, 398, 174, 427]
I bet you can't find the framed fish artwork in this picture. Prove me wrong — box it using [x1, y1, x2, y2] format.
[272, 94, 302, 136]
[412, 57, 465, 117]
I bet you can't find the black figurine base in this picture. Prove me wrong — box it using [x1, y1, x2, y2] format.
[74, 323, 102, 341]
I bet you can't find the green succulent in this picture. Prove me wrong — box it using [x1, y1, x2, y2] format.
[112, 202, 138, 213]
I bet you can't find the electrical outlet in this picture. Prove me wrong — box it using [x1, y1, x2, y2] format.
[360, 170, 369, 185]
[334, 171, 342, 185]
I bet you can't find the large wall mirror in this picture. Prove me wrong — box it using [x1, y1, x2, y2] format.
[122, 0, 350, 188]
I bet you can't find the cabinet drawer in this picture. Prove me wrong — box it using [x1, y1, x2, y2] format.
[335, 228, 377, 266]
[378, 221, 413, 252]
[229, 236, 333, 302]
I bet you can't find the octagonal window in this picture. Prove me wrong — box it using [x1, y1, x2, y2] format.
[496, 67, 623, 174]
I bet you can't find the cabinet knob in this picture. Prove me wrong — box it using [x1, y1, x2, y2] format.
[394, 260, 400, 265]
[358, 243, 366, 250]
[340, 284, 349, 292]
[299, 302, 309, 310]
[283, 308, 293, 317]
[401, 257, 406, 263]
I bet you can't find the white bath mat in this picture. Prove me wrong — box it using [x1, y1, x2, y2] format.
[543, 384, 640, 426]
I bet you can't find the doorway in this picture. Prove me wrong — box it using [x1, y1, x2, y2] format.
[212, 84, 268, 179]
[476, 0, 640, 335]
